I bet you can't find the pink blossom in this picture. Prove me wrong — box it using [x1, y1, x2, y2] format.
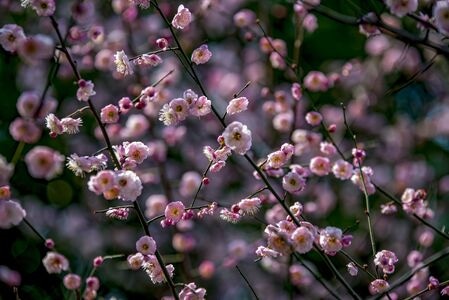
[125, 141, 150, 164]
[374, 250, 398, 274]
[139, 54, 163, 67]
[191, 44, 212, 65]
[142, 255, 174, 284]
[332, 159, 353, 180]
[290, 227, 314, 254]
[320, 142, 336, 156]
[17, 34, 54, 64]
[16, 91, 39, 118]
[178, 282, 206, 300]
[267, 150, 287, 169]
[303, 71, 329, 92]
[222, 121, 252, 155]
[291, 82, 302, 101]
[66, 153, 107, 177]
[319, 226, 343, 255]
[0, 266, 21, 286]
[219, 208, 241, 223]
[172, 5, 192, 30]
[434, 1, 449, 35]
[226, 97, 249, 115]
[165, 201, 185, 224]
[309, 156, 331, 176]
[63, 273, 81, 290]
[385, 0, 418, 17]
[303, 14, 318, 33]
[42, 252, 69, 274]
[0, 200, 26, 229]
[105, 207, 129, 220]
[116, 170, 142, 201]
[156, 38, 168, 49]
[189, 95, 211, 117]
[100, 104, 120, 124]
[282, 171, 306, 194]
[60, 117, 82, 134]
[255, 246, 280, 258]
[122, 114, 150, 138]
[273, 111, 294, 132]
[169, 98, 189, 121]
[369, 279, 390, 295]
[347, 262, 358, 276]
[45, 113, 63, 136]
[25, 146, 64, 180]
[289, 264, 312, 287]
[179, 171, 201, 197]
[237, 197, 261, 215]
[0, 24, 26, 52]
[9, 118, 42, 143]
[233, 9, 256, 27]
[88, 170, 116, 194]
[76, 79, 96, 102]
[30, 0, 56, 16]
[127, 253, 144, 270]
[0, 186, 11, 200]
[136, 235, 157, 255]
[305, 111, 323, 126]
[114, 50, 133, 76]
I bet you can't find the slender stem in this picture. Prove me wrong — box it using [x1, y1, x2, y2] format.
[342, 105, 376, 257]
[292, 253, 341, 300]
[133, 201, 179, 300]
[403, 279, 449, 300]
[235, 265, 260, 300]
[189, 161, 213, 208]
[23, 218, 46, 243]
[316, 249, 362, 300]
[11, 141, 25, 165]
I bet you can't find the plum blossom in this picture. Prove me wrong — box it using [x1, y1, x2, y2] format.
[30, 0, 56, 16]
[385, 0, 418, 17]
[178, 282, 206, 300]
[369, 279, 390, 295]
[76, 79, 96, 102]
[347, 262, 358, 276]
[42, 252, 69, 274]
[374, 250, 398, 274]
[303, 71, 329, 92]
[222, 121, 252, 155]
[237, 197, 262, 215]
[289, 265, 313, 287]
[116, 170, 142, 201]
[66, 153, 107, 177]
[172, 5, 192, 29]
[290, 227, 314, 254]
[189, 95, 211, 117]
[63, 274, 81, 290]
[309, 156, 331, 176]
[136, 236, 157, 255]
[100, 104, 120, 123]
[305, 111, 323, 126]
[114, 50, 134, 76]
[332, 159, 353, 180]
[17, 34, 54, 64]
[319, 226, 343, 255]
[434, 1, 449, 35]
[233, 9, 256, 27]
[0, 24, 26, 52]
[0, 200, 26, 229]
[282, 171, 306, 194]
[226, 97, 249, 115]
[142, 255, 175, 284]
[163, 201, 185, 226]
[191, 44, 212, 65]
[24, 146, 64, 180]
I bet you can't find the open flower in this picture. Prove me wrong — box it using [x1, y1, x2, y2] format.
[222, 121, 252, 155]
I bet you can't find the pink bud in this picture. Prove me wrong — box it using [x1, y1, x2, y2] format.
[45, 239, 55, 249]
